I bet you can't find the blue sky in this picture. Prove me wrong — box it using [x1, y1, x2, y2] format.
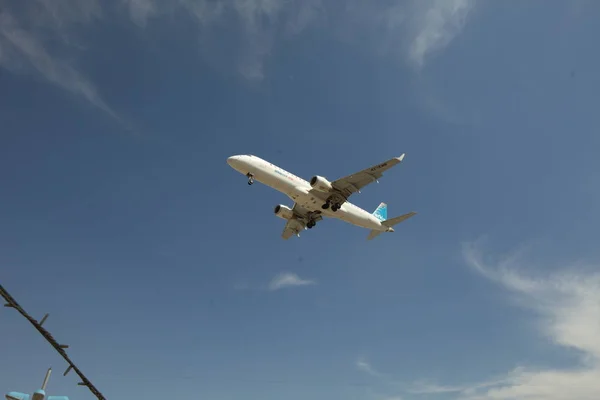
[1, 1, 600, 399]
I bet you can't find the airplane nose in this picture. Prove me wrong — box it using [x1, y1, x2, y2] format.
[227, 155, 245, 169]
[227, 156, 239, 166]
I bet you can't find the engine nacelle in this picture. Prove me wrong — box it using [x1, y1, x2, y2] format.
[309, 175, 333, 192]
[274, 204, 294, 220]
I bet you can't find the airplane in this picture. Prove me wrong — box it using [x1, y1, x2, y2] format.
[227, 154, 417, 240]
[6, 368, 68, 400]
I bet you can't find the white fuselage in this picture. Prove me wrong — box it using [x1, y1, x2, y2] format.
[227, 154, 390, 232]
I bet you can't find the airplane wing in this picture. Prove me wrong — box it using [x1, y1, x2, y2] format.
[47, 397, 69, 400]
[330, 154, 406, 199]
[6, 392, 29, 400]
[281, 203, 322, 240]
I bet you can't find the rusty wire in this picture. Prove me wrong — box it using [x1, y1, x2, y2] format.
[1, 284, 106, 400]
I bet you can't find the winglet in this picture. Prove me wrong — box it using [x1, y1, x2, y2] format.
[396, 153, 405, 162]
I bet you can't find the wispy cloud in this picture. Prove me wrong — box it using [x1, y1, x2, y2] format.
[1, 0, 477, 117]
[232, 272, 315, 292]
[268, 272, 316, 291]
[354, 240, 600, 400]
[428, 240, 600, 400]
[409, 382, 467, 394]
[408, 0, 476, 68]
[121, 0, 476, 78]
[123, 0, 159, 27]
[356, 357, 384, 378]
[407, 376, 511, 397]
[0, 0, 117, 118]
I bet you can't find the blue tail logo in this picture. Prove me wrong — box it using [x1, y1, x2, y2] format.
[372, 202, 387, 222]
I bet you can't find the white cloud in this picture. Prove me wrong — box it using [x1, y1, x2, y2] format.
[409, 382, 468, 394]
[177, 0, 315, 80]
[0, 0, 117, 118]
[408, 0, 476, 68]
[356, 358, 384, 378]
[1, 0, 477, 115]
[355, 240, 600, 400]
[430, 241, 600, 400]
[124, 0, 158, 27]
[463, 241, 600, 361]
[268, 272, 315, 291]
[407, 376, 512, 397]
[122, 0, 476, 78]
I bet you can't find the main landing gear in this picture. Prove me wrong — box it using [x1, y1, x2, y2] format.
[305, 211, 322, 229]
[246, 173, 254, 185]
[321, 200, 342, 212]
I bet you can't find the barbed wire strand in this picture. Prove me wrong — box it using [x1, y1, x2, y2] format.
[1, 284, 106, 400]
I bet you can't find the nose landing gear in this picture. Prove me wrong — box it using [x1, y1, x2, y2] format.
[246, 173, 254, 185]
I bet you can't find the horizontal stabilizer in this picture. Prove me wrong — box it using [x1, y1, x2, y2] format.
[47, 397, 69, 400]
[367, 230, 383, 240]
[367, 211, 417, 240]
[381, 211, 417, 227]
[6, 392, 29, 400]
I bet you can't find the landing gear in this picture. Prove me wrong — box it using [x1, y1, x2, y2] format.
[246, 173, 254, 185]
[307, 220, 316, 229]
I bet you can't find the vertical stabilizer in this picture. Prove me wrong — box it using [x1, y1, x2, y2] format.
[6, 368, 69, 400]
[41, 369, 51, 392]
[31, 369, 51, 400]
[372, 202, 388, 221]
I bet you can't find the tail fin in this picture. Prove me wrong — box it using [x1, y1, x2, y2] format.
[372, 202, 388, 221]
[367, 211, 417, 240]
[41, 368, 51, 391]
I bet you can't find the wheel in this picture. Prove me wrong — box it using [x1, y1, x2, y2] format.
[331, 204, 339, 212]
[247, 179, 253, 185]
[321, 202, 330, 210]
[307, 221, 315, 229]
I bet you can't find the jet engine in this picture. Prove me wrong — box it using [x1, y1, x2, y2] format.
[274, 204, 294, 220]
[309, 175, 333, 192]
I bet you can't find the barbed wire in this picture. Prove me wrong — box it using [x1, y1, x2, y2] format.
[1, 284, 106, 400]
